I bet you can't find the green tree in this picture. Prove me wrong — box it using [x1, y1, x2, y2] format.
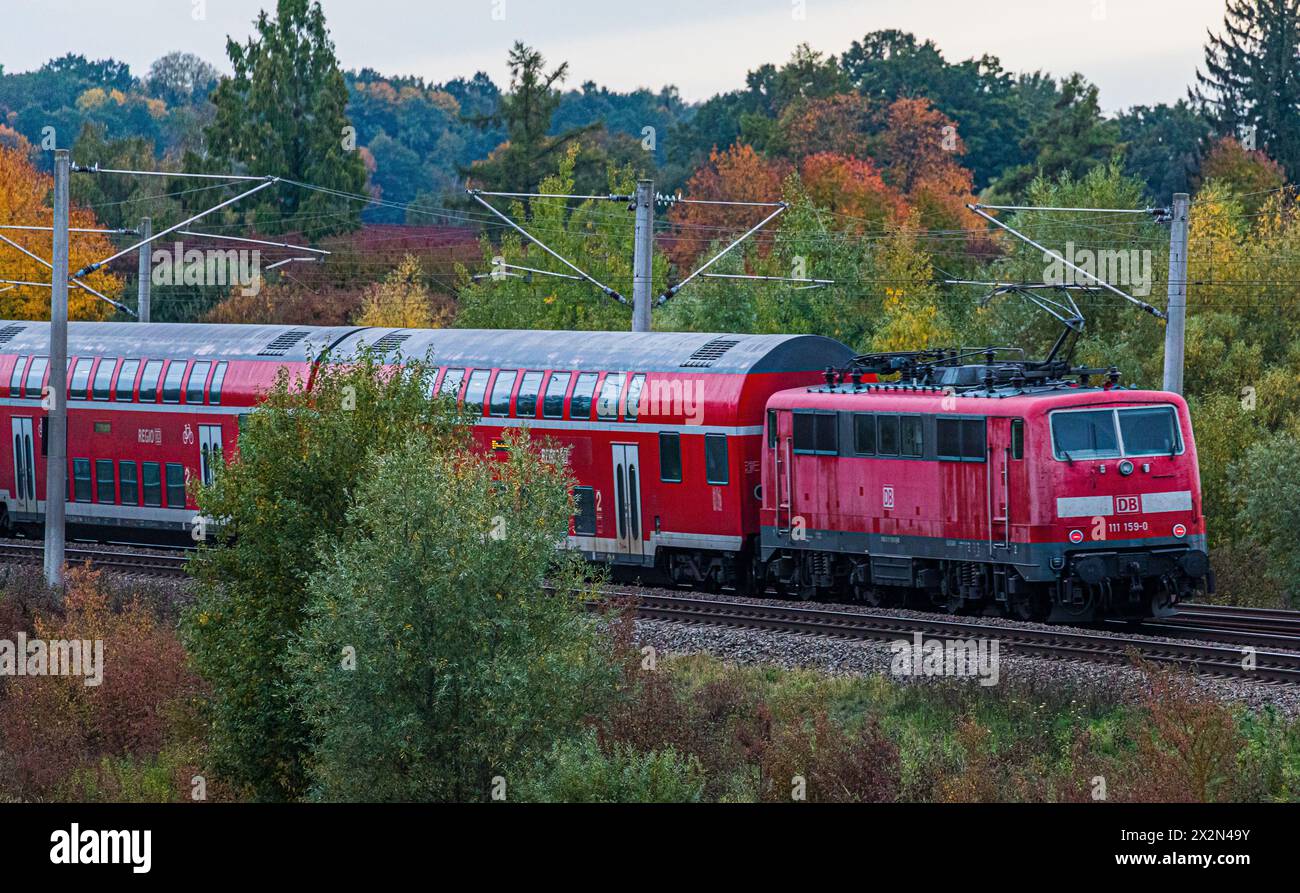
[1230, 429, 1300, 604]
[1193, 0, 1300, 179]
[195, 0, 366, 236]
[1115, 101, 1213, 203]
[288, 432, 612, 801]
[183, 351, 466, 800]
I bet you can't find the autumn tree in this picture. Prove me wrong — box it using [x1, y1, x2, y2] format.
[1195, 135, 1287, 212]
[799, 153, 906, 232]
[778, 94, 879, 159]
[354, 254, 453, 328]
[0, 139, 123, 320]
[665, 143, 786, 270]
[870, 213, 953, 352]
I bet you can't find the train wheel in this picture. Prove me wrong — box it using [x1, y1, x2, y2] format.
[1010, 590, 1050, 622]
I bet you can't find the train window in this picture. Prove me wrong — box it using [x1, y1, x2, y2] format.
[815, 413, 837, 454]
[625, 374, 646, 421]
[489, 370, 517, 417]
[24, 357, 47, 398]
[209, 362, 228, 404]
[439, 367, 465, 398]
[95, 459, 115, 504]
[793, 413, 815, 452]
[116, 359, 141, 401]
[853, 413, 875, 455]
[767, 410, 778, 449]
[704, 434, 729, 485]
[1011, 419, 1024, 459]
[166, 463, 186, 508]
[659, 432, 682, 482]
[72, 459, 92, 503]
[69, 358, 93, 399]
[463, 370, 490, 415]
[1051, 409, 1119, 460]
[119, 461, 139, 505]
[1118, 406, 1182, 456]
[142, 462, 162, 507]
[877, 415, 900, 456]
[9, 356, 26, 396]
[938, 417, 986, 461]
[572, 486, 597, 536]
[516, 371, 543, 418]
[92, 359, 116, 401]
[162, 361, 186, 403]
[900, 416, 923, 458]
[793, 411, 837, 455]
[962, 419, 987, 461]
[543, 372, 571, 419]
[570, 373, 599, 420]
[139, 360, 164, 402]
[186, 361, 212, 404]
[597, 372, 625, 420]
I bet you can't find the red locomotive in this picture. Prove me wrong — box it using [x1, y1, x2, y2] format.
[758, 350, 1212, 621]
[0, 322, 1210, 621]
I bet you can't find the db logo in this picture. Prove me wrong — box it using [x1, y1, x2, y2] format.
[1069, 529, 1084, 544]
[1116, 495, 1139, 514]
[882, 486, 895, 510]
[1172, 523, 1187, 538]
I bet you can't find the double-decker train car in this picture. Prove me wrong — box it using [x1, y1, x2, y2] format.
[758, 354, 1213, 621]
[0, 321, 853, 587]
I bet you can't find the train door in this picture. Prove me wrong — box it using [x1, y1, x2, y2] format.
[10, 417, 36, 514]
[611, 443, 643, 556]
[198, 424, 223, 486]
[987, 417, 1024, 552]
[773, 411, 794, 537]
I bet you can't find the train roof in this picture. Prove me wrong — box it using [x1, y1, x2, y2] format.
[769, 380, 1187, 414]
[0, 321, 854, 374]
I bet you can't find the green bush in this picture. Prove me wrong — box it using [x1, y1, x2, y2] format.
[519, 732, 705, 803]
[288, 430, 615, 801]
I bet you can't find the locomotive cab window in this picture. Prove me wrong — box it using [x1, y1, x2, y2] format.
[793, 411, 837, 455]
[1051, 409, 1119, 460]
[543, 372, 571, 419]
[516, 371, 543, 418]
[1118, 406, 1182, 456]
[572, 486, 597, 536]
[659, 432, 682, 482]
[116, 359, 141, 401]
[704, 433, 729, 485]
[489, 370, 517, 417]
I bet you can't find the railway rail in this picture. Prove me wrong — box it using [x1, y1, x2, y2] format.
[2, 541, 1298, 683]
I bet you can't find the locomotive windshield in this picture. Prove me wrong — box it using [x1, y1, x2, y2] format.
[1052, 405, 1182, 460]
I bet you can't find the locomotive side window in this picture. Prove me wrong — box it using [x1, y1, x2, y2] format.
[139, 360, 164, 402]
[71, 459, 92, 503]
[463, 370, 490, 415]
[767, 410, 777, 449]
[938, 417, 987, 461]
[853, 414, 875, 455]
[162, 361, 187, 404]
[900, 416, 923, 458]
[9, 356, 26, 396]
[92, 359, 116, 401]
[69, 358, 93, 399]
[95, 459, 115, 504]
[572, 486, 597, 535]
[516, 371, 543, 418]
[543, 372, 571, 419]
[704, 433, 729, 485]
[793, 411, 836, 455]
[1118, 406, 1182, 456]
[659, 432, 682, 482]
[877, 415, 900, 456]
[119, 461, 139, 505]
[1011, 419, 1024, 459]
[210, 362, 228, 404]
[25, 357, 47, 398]
[142, 462, 162, 507]
[597, 372, 624, 420]
[1051, 409, 1119, 460]
[116, 359, 141, 401]
[570, 373, 599, 420]
[186, 361, 212, 404]
[489, 370, 517, 417]
[166, 463, 186, 508]
[625, 374, 646, 421]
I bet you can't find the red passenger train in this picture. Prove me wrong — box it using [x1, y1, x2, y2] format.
[0, 322, 1210, 621]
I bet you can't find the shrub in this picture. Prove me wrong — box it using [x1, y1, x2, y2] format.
[518, 732, 705, 803]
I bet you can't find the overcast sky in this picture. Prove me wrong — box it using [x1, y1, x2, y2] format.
[1, 0, 1226, 112]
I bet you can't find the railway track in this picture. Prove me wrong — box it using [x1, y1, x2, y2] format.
[616, 591, 1300, 684]
[0, 541, 190, 577]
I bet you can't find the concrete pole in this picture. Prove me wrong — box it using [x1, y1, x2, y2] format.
[44, 149, 70, 587]
[631, 179, 654, 332]
[137, 216, 151, 322]
[1162, 192, 1190, 394]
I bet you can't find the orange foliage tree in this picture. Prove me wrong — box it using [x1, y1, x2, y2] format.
[800, 152, 907, 232]
[666, 143, 787, 270]
[779, 93, 878, 158]
[0, 139, 123, 320]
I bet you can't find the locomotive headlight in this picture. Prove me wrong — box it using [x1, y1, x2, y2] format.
[1118, 459, 1134, 476]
